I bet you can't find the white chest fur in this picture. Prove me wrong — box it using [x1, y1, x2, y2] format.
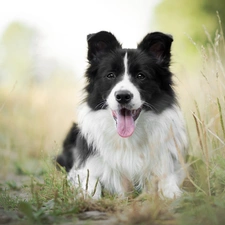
[67, 103, 188, 198]
[77, 103, 188, 193]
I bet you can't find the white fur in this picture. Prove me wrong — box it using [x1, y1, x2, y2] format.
[107, 53, 143, 111]
[68, 102, 188, 199]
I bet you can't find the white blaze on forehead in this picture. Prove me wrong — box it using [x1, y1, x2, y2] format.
[107, 51, 143, 110]
[124, 52, 128, 77]
[116, 52, 130, 90]
[121, 52, 131, 87]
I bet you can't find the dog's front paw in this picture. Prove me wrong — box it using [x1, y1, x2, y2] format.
[161, 185, 182, 199]
[158, 175, 183, 199]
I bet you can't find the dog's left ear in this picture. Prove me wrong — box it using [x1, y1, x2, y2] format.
[87, 31, 121, 62]
[138, 32, 173, 66]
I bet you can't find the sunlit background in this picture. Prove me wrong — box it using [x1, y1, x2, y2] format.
[0, 0, 160, 83]
[1, 0, 224, 84]
[0, 0, 224, 168]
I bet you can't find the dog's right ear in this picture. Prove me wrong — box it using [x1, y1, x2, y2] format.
[87, 31, 121, 62]
[138, 32, 173, 67]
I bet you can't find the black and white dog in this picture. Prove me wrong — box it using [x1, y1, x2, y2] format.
[56, 31, 188, 199]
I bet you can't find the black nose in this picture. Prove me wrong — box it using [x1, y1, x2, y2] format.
[115, 90, 133, 104]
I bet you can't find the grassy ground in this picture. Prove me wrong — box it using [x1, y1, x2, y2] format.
[1, 27, 225, 225]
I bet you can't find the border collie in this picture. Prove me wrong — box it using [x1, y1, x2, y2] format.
[56, 31, 188, 199]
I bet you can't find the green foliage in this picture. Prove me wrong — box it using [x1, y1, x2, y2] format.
[0, 22, 75, 86]
[175, 193, 225, 225]
[5, 180, 21, 190]
[0, 22, 37, 84]
[154, 1, 225, 70]
[0, 191, 21, 210]
[155, 0, 224, 44]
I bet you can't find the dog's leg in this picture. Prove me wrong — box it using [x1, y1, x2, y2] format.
[67, 155, 103, 199]
[155, 119, 187, 199]
[56, 123, 79, 172]
[157, 155, 186, 199]
[68, 165, 102, 199]
[157, 173, 183, 198]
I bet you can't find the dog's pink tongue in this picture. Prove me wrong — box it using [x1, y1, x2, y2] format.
[117, 109, 135, 138]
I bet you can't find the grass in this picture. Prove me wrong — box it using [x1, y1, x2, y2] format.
[174, 18, 225, 224]
[1, 24, 225, 224]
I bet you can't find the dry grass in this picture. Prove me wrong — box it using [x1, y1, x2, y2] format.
[1, 24, 225, 224]
[0, 79, 81, 176]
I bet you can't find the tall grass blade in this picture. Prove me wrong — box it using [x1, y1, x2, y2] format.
[217, 98, 225, 139]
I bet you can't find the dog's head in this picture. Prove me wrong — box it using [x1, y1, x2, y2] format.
[85, 31, 175, 137]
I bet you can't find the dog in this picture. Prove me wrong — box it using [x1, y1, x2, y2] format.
[56, 31, 188, 199]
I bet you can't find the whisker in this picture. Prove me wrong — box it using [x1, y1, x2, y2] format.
[95, 100, 107, 110]
[143, 101, 158, 112]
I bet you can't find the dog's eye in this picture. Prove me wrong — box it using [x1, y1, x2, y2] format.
[136, 73, 146, 80]
[106, 73, 116, 79]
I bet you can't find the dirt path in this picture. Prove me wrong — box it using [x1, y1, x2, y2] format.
[0, 208, 119, 225]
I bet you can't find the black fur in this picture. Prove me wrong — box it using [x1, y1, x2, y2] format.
[56, 123, 78, 172]
[56, 123, 95, 172]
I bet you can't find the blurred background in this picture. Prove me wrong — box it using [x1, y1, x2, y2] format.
[0, 0, 225, 175]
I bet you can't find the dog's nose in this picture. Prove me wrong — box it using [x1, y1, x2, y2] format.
[115, 90, 133, 104]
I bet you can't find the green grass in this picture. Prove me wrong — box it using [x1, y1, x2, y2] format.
[1, 25, 225, 224]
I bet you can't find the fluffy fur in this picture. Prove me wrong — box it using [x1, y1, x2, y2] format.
[56, 31, 188, 199]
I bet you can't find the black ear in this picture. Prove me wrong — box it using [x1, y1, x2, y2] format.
[138, 32, 173, 66]
[87, 31, 121, 61]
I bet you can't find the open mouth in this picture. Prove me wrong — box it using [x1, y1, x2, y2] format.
[112, 108, 142, 138]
